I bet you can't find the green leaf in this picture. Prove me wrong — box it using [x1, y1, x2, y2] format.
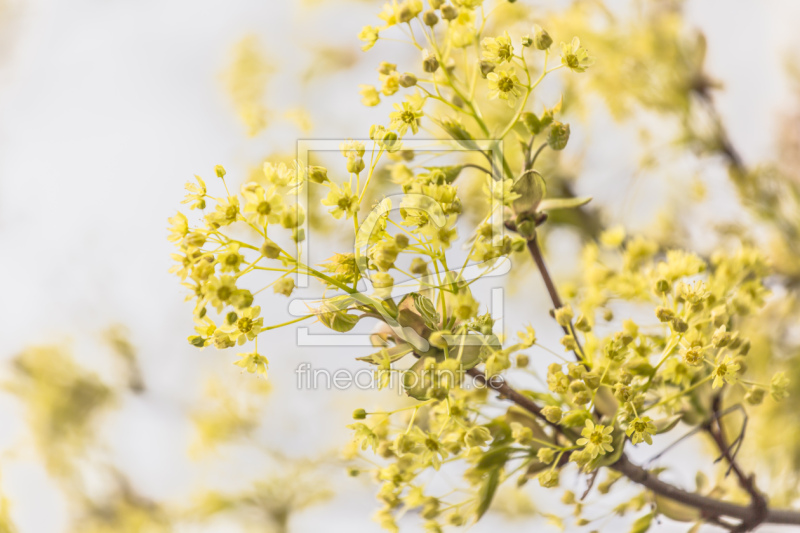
[654, 494, 701, 523]
[537, 196, 592, 212]
[629, 512, 653, 533]
[318, 296, 361, 332]
[475, 445, 513, 471]
[521, 112, 542, 135]
[356, 344, 414, 364]
[402, 356, 437, 400]
[475, 467, 501, 520]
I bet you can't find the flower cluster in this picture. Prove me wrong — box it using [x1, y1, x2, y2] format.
[169, 1, 792, 532]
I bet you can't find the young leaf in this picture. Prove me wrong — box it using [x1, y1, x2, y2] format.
[475, 467, 501, 520]
[537, 196, 592, 212]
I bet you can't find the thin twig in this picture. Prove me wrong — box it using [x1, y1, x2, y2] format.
[525, 234, 587, 362]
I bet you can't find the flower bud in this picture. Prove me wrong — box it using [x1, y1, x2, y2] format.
[283, 206, 305, 229]
[465, 426, 492, 447]
[739, 338, 751, 356]
[188, 335, 205, 348]
[521, 35, 533, 47]
[537, 447, 556, 464]
[712, 326, 731, 348]
[541, 406, 563, 424]
[568, 363, 587, 380]
[671, 318, 689, 333]
[347, 155, 365, 174]
[547, 121, 570, 151]
[654, 278, 670, 295]
[400, 0, 424, 22]
[214, 165, 226, 178]
[378, 61, 396, 76]
[655, 306, 674, 322]
[574, 391, 592, 405]
[440, 4, 457, 20]
[410, 258, 428, 274]
[394, 234, 409, 249]
[423, 54, 440, 73]
[538, 470, 559, 488]
[479, 60, 495, 77]
[582, 372, 600, 389]
[569, 380, 586, 393]
[308, 165, 329, 184]
[745, 388, 765, 405]
[516, 354, 529, 368]
[574, 314, 591, 332]
[554, 304, 574, 327]
[273, 277, 295, 297]
[352, 408, 367, 420]
[429, 0, 444, 7]
[423, 9, 439, 26]
[533, 25, 553, 50]
[261, 239, 282, 259]
[399, 72, 418, 87]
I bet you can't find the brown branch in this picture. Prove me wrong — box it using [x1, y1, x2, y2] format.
[469, 364, 800, 528]
[525, 234, 587, 362]
[501, 218, 800, 529]
[705, 395, 768, 531]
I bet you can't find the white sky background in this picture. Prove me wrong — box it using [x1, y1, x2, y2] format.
[1, 0, 800, 531]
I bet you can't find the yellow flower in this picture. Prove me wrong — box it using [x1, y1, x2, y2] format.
[322, 182, 359, 219]
[625, 416, 656, 445]
[234, 351, 269, 374]
[486, 69, 522, 107]
[182, 175, 207, 210]
[205, 196, 240, 228]
[227, 306, 264, 345]
[218, 243, 245, 273]
[205, 275, 238, 312]
[447, 9, 476, 48]
[359, 84, 381, 107]
[242, 183, 284, 226]
[560, 37, 595, 73]
[358, 25, 379, 51]
[576, 420, 614, 458]
[273, 277, 295, 297]
[771, 372, 790, 401]
[263, 161, 298, 188]
[712, 355, 740, 389]
[389, 100, 423, 136]
[167, 212, 188, 243]
[481, 32, 514, 64]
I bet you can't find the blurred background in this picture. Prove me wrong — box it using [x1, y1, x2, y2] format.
[2, 0, 800, 531]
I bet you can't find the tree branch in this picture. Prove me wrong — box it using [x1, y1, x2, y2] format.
[499, 220, 800, 529]
[526, 233, 587, 361]
[468, 366, 800, 528]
